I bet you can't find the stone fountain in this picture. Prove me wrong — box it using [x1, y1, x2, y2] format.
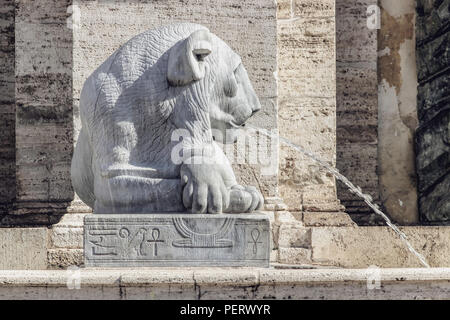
[72, 23, 270, 267]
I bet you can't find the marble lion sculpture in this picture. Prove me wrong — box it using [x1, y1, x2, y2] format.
[71, 23, 264, 214]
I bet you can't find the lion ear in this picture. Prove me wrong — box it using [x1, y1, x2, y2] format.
[167, 29, 212, 86]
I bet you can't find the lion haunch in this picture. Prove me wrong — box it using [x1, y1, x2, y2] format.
[71, 23, 263, 214]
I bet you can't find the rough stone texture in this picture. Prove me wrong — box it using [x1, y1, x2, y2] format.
[277, 223, 311, 248]
[378, 0, 419, 224]
[13, 0, 74, 219]
[1, 0, 92, 222]
[277, 0, 341, 213]
[85, 214, 270, 267]
[47, 213, 85, 267]
[336, 0, 380, 220]
[274, 213, 312, 264]
[311, 226, 450, 268]
[0, 228, 47, 269]
[269, 209, 314, 265]
[50, 227, 83, 249]
[0, 0, 16, 214]
[1, 268, 450, 300]
[47, 249, 83, 269]
[415, 0, 450, 223]
[73, 0, 278, 200]
[303, 211, 356, 227]
[278, 248, 312, 265]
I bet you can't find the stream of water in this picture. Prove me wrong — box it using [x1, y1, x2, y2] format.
[246, 124, 431, 268]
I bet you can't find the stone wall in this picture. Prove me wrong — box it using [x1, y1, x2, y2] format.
[277, 0, 342, 214]
[12, 0, 74, 222]
[0, 0, 16, 214]
[415, 0, 450, 223]
[378, 0, 419, 224]
[335, 0, 380, 223]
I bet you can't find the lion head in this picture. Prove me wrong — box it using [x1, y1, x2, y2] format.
[166, 24, 261, 145]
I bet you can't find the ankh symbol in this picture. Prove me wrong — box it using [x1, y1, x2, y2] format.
[248, 228, 262, 254]
[146, 228, 165, 256]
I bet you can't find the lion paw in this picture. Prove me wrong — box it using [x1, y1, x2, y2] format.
[226, 185, 264, 213]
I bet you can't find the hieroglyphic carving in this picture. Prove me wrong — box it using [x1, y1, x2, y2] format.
[248, 228, 262, 254]
[85, 214, 270, 267]
[119, 227, 147, 256]
[88, 228, 118, 256]
[172, 217, 234, 248]
[146, 228, 165, 256]
[88, 226, 167, 257]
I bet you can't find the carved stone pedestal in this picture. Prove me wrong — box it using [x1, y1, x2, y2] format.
[84, 214, 270, 267]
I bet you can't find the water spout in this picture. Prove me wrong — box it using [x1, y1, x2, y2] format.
[245, 124, 431, 268]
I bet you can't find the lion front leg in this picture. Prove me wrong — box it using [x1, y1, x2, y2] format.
[180, 143, 264, 214]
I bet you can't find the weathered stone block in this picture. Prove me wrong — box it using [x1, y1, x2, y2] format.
[303, 212, 356, 227]
[0, 0, 16, 211]
[294, 0, 335, 18]
[277, 3, 338, 213]
[336, 0, 377, 63]
[311, 226, 450, 268]
[278, 17, 335, 97]
[277, 0, 292, 19]
[336, 143, 379, 214]
[47, 249, 83, 269]
[278, 247, 312, 264]
[14, 0, 74, 213]
[278, 97, 338, 211]
[335, 0, 379, 219]
[50, 227, 83, 249]
[84, 214, 270, 267]
[0, 228, 47, 269]
[277, 224, 311, 248]
[279, 103, 337, 156]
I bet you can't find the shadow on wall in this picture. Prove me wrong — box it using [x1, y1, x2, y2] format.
[0, 0, 75, 227]
[335, 0, 383, 225]
[0, 0, 16, 216]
